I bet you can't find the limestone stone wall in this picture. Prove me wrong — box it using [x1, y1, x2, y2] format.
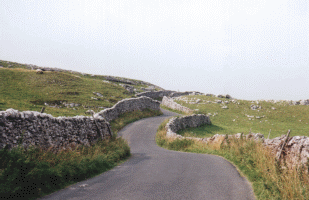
[0, 109, 111, 150]
[94, 96, 160, 122]
[0, 96, 160, 150]
[165, 114, 211, 138]
[161, 96, 193, 113]
[135, 90, 176, 99]
[264, 136, 309, 166]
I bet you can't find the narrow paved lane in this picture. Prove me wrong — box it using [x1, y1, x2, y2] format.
[42, 109, 255, 200]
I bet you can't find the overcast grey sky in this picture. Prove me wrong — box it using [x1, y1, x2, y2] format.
[0, 0, 308, 100]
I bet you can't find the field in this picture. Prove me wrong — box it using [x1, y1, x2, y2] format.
[173, 95, 309, 138]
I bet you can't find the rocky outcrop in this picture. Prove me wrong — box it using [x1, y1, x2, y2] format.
[0, 109, 111, 151]
[165, 114, 211, 138]
[161, 96, 193, 114]
[94, 96, 160, 122]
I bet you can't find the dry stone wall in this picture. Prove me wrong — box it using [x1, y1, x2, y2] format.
[136, 90, 176, 99]
[94, 96, 160, 122]
[165, 114, 211, 138]
[0, 109, 111, 150]
[136, 90, 205, 100]
[0, 96, 160, 151]
[162, 96, 193, 114]
[264, 136, 309, 167]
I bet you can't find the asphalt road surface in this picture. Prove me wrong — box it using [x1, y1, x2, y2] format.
[41, 109, 255, 200]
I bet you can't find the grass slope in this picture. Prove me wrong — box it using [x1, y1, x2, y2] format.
[0, 60, 153, 116]
[174, 95, 309, 138]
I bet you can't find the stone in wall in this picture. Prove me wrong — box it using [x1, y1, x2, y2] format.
[161, 96, 193, 114]
[94, 96, 160, 122]
[0, 109, 112, 151]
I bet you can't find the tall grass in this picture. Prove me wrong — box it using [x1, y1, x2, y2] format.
[0, 137, 130, 199]
[156, 120, 309, 199]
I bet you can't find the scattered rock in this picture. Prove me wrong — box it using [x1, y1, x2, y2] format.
[222, 106, 228, 109]
[300, 99, 309, 105]
[251, 104, 261, 110]
[93, 92, 104, 98]
[36, 69, 43, 74]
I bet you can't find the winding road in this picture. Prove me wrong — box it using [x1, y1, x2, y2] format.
[41, 109, 255, 200]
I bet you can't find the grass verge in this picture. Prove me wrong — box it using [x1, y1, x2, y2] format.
[156, 119, 309, 200]
[0, 109, 162, 199]
[0, 137, 130, 200]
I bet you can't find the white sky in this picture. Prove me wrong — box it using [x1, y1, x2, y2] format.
[0, 0, 308, 100]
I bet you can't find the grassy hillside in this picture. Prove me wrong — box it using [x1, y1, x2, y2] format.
[0, 60, 154, 117]
[174, 95, 309, 138]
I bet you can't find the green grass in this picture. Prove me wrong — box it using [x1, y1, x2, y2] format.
[156, 119, 309, 200]
[0, 60, 152, 116]
[174, 95, 309, 138]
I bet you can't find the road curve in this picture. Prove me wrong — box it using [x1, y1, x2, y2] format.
[41, 109, 255, 200]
